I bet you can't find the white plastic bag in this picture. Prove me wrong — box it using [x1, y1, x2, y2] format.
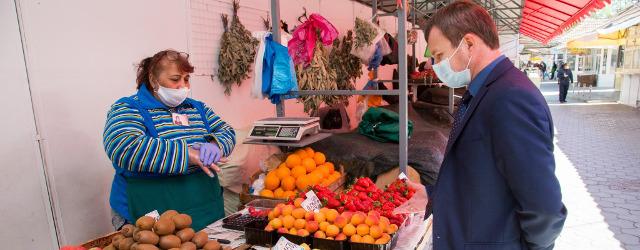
[251, 31, 270, 99]
[378, 37, 392, 56]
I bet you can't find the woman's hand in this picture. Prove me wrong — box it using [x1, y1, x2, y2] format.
[190, 143, 229, 177]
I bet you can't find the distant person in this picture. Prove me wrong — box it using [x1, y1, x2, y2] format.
[550, 62, 558, 80]
[557, 63, 573, 103]
[540, 61, 547, 80]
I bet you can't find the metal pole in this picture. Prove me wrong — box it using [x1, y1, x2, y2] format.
[398, 0, 409, 175]
[411, 0, 416, 71]
[271, 0, 285, 117]
[372, 0, 378, 79]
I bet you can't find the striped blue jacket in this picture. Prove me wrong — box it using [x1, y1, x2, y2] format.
[103, 85, 235, 220]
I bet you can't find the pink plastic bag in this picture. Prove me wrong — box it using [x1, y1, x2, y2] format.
[288, 14, 338, 66]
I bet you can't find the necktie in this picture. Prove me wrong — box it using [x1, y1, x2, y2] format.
[447, 90, 473, 146]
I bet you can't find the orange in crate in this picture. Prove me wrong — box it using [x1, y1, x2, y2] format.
[302, 158, 317, 173]
[274, 188, 285, 198]
[260, 189, 274, 198]
[291, 166, 306, 178]
[276, 167, 291, 179]
[281, 176, 296, 191]
[296, 175, 311, 191]
[286, 154, 302, 168]
[264, 174, 280, 191]
[313, 152, 326, 165]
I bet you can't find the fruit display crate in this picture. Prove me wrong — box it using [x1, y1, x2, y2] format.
[243, 227, 401, 250]
[244, 221, 277, 247]
[312, 237, 348, 250]
[80, 232, 121, 249]
[239, 165, 346, 205]
[349, 233, 399, 250]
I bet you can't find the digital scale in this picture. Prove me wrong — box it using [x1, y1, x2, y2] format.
[247, 117, 321, 141]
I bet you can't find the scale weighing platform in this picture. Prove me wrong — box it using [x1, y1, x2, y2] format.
[243, 117, 331, 147]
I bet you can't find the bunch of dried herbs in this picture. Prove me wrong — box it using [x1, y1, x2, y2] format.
[217, 0, 259, 95]
[328, 30, 362, 105]
[296, 39, 338, 115]
[353, 17, 378, 49]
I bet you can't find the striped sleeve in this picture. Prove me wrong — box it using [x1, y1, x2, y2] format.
[103, 101, 188, 175]
[203, 105, 236, 157]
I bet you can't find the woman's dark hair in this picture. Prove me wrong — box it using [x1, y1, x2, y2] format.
[136, 49, 194, 90]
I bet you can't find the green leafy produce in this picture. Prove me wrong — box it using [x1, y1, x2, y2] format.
[217, 0, 259, 95]
[329, 30, 362, 105]
[354, 17, 378, 49]
[296, 39, 338, 115]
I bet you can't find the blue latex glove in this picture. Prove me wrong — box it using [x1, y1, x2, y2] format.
[191, 143, 222, 167]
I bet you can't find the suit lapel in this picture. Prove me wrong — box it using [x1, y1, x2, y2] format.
[444, 58, 513, 155]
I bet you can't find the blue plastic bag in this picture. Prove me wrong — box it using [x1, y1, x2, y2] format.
[263, 35, 298, 104]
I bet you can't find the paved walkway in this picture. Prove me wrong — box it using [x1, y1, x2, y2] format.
[539, 82, 640, 250]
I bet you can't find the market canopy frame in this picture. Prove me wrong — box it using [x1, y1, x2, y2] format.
[519, 0, 611, 44]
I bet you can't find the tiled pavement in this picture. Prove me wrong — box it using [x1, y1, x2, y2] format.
[539, 82, 640, 249]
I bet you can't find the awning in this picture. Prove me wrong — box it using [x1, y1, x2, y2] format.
[566, 37, 623, 49]
[597, 4, 640, 34]
[519, 0, 611, 44]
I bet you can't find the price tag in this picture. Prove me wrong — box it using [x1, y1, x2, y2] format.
[300, 190, 322, 212]
[273, 236, 304, 250]
[145, 210, 161, 221]
[398, 172, 409, 180]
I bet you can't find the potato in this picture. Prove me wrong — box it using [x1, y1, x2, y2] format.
[176, 228, 195, 242]
[136, 216, 155, 230]
[153, 218, 175, 236]
[202, 240, 221, 250]
[172, 214, 193, 230]
[136, 230, 159, 245]
[191, 231, 208, 248]
[159, 235, 182, 249]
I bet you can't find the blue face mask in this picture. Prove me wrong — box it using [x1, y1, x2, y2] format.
[432, 40, 472, 88]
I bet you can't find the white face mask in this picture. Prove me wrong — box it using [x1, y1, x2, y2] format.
[432, 40, 472, 88]
[156, 85, 190, 107]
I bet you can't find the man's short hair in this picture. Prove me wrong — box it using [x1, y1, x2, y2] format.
[424, 1, 500, 49]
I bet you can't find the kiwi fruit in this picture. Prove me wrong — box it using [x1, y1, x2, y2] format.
[160, 209, 179, 220]
[136, 216, 155, 230]
[117, 237, 135, 250]
[130, 243, 138, 250]
[121, 224, 136, 237]
[202, 240, 221, 250]
[136, 230, 160, 245]
[191, 231, 208, 248]
[176, 228, 196, 242]
[154, 218, 176, 235]
[159, 235, 182, 249]
[179, 241, 197, 250]
[173, 214, 193, 230]
[111, 234, 125, 245]
[103, 244, 116, 250]
[168, 248, 181, 250]
[135, 244, 160, 250]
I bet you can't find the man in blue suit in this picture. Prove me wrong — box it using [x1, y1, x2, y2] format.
[424, 1, 567, 249]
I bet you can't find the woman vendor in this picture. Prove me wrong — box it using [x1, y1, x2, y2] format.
[103, 49, 236, 230]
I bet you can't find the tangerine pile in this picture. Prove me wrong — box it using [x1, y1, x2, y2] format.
[260, 147, 342, 199]
[264, 199, 397, 245]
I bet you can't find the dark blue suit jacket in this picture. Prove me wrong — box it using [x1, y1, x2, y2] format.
[431, 58, 567, 250]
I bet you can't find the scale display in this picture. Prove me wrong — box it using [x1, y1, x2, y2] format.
[249, 126, 280, 137]
[277, 127, 299, 138]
